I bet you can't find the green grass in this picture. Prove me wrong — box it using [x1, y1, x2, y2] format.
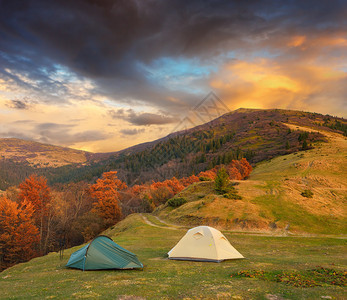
[1, 214, 346, 299]
[234, 267, 346, 288]
[250, 193, 346, 235]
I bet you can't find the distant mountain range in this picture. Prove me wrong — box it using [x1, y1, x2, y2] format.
[0, 108, 346, 190]
[0, 138, 93, 167]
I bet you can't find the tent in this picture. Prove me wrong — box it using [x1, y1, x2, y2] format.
[66, 235, 143, 270]
[168, 226, 244, 262]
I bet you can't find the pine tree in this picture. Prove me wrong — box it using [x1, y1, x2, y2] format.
[214, 167, 229, 194]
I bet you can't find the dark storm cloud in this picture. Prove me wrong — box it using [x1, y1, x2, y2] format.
[0, 0, 346, 108]
[110, 109, 179, 125]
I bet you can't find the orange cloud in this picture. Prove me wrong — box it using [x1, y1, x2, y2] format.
[210, 58, 347, 116]
[287, 35, 306, 47]
[285, 34, 347, 52]
[313, 36, 347, 47]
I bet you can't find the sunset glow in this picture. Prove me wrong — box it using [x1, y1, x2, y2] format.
[0, 0, 346, 152]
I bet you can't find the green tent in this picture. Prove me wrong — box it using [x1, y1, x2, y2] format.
[66, 235, 143, 270]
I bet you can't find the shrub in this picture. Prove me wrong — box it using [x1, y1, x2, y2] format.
[167, 197, 187, 208]
[199, 176, 212, 181]
[224, 192, 242, 200]
[301, 189, 313, 198]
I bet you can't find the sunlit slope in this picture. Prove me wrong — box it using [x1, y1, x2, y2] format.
[156, 125, 347, 235]
[0, 138, 91, 167]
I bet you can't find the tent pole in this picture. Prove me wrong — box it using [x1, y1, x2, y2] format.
[83, 255, 86, 272]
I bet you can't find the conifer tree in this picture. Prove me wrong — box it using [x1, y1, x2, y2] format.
[214, 167, 229, 194]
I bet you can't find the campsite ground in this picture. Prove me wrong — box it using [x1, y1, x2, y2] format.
[0, 214, 346, 299]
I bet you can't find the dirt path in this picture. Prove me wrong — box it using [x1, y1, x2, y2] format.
[140, 214, 183, 230]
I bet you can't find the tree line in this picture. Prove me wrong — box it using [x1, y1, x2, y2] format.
[0, 158, 252, 270]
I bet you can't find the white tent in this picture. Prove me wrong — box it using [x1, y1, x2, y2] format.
[168, 226, 244, 262]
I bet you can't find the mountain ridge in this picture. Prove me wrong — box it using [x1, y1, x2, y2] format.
[0, 108, 346, 190]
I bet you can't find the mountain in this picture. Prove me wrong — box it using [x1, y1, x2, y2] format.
[156, 123, 347, 234]
[0, 138, 93, 167]
[49, 108, 344, 185]
[0, 138, 105, 189]
[0, 108, 346, 190]
[0, 110, 345, 297]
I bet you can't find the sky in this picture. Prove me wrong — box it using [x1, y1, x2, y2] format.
[0, 0, 346, 153]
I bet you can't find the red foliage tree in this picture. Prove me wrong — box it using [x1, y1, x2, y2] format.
[198, 169, 217, 180]
[226, 166, 242, 180]
[89, 171, 127, 227]
[226, 158, 252, 180]
[148, 177, 185, 206]
[18, 175, 52, 254]
[179, 175, 199, 187]
[0, 197, 39, 269]
[239, 158, 253, 178]
[120, 184, 154, 213]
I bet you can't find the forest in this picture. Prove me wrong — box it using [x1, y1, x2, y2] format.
[0, 158, 252, 271]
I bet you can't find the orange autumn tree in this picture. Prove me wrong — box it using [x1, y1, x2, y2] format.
[0, 197, 39, 269]
[149, 177, 185, 206]
[198, 170, 217, 180]
[89, 171, 127, 227]
[122, 184, 153, 213]
[179, 175, 199, 187]
[226, 158, 252, 180]
[238, 158, 253, 178]
[18, 175, 52, 254]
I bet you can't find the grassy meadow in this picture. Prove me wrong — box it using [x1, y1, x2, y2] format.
[0, 214, 346, 299]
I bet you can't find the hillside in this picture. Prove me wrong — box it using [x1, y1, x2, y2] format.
[0, 109, 345, 190]
[0, 138, 96, 190]
[156, 124, 347, 235]
[42, 109, 345, 185]
[0, 214, 345, 299]
[0, 138, 93, 167]
[0, 116, 346, 298]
